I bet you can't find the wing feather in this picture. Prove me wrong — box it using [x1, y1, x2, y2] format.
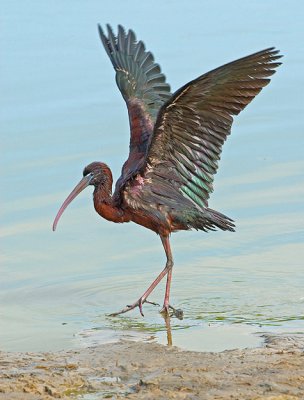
[98, 24, 172, 198]
[138, 47, 282, 209]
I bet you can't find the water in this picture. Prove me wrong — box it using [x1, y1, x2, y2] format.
[1, 0, 304, 352]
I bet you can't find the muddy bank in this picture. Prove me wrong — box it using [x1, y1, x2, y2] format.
[0, 333, 303, 399]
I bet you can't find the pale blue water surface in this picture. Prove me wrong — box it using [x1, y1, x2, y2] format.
[1, 0, 304, 352]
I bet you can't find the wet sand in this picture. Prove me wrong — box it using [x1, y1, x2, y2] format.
[0, 333, 303, 399]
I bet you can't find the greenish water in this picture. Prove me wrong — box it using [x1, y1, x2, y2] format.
[1, 0, 303, 352]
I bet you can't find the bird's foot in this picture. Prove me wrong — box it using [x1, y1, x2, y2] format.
[145, 300, 160, 306]
[108, 298, 144, 317]
[108, 298, 159, 317]
[160, 304, 184, 320]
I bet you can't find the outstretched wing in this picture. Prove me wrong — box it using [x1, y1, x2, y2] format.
[138, 47, 282, 209]
[98, 24, 171, 194]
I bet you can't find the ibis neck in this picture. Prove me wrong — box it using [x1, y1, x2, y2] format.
[93, 183, 129, 223]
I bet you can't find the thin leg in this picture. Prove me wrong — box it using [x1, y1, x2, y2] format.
[109, 235, 172, 317]
[160, 236, 173, 314]
[160, 236, 184, 319]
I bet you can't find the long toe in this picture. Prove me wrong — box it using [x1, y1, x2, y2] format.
[160, 304, 184, 320]
[108, 297, 146, 317]
[145, 300, 160, 306]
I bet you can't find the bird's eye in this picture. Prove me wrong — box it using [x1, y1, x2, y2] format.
[83, 169, 94, 178]
[84, 172, 94, 179]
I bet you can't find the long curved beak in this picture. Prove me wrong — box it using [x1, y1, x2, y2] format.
[52, 175, 92, 231]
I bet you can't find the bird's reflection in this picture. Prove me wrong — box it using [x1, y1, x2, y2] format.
[164, 314, 173, 346]
[162, 306, 184, 346]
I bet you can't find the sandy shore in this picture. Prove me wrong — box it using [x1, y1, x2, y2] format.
[0, 333, 303, 399]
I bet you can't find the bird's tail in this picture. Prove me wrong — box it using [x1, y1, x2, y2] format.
[197, 208, 235, 232]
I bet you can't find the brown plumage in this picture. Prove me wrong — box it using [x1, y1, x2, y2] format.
[53, 25, 282, 317]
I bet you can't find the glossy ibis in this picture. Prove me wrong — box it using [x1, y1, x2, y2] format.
[53, 25, 282, 317]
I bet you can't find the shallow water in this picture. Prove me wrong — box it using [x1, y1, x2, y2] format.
[1, 1, 304, 352]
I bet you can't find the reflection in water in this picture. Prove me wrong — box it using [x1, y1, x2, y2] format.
[164, 315, 173, 346]
[77, 312, 264, 352]
[161, 307, 184, 347]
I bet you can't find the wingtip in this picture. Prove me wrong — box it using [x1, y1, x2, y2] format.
[98, 24, 138, 49]
[267, 47, 284, 59]
[97, 23, 113, 35]
[118, 24, 125, 34]
[97, 23, 104, 37]
[106, 23, 114, 35]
